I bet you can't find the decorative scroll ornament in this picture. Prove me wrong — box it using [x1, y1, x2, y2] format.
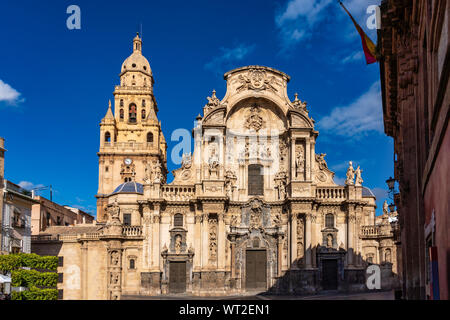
[245, 106, 265, 132]
[291, 93, 308, 112]
[204, 89, 221, 114]
[235, 69, 281, 93]
[249, 200, 262, 229]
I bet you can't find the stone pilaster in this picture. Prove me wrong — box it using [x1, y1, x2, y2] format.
[305, 213, 312, 268]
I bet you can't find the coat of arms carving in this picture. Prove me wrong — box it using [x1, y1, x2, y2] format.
[245, 106, 265, 132]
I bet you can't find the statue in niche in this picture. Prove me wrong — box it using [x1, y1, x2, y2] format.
[355, 166, 363, 186]
[208, 145, 219, 176]
[110, 251, 120, 266]
[295, 146, 305, 175]
[153, 160, 162, 183]
[327, 234, 333, 248]
[249, 201, 262, 229]
[345, 161, 355, 185]
[175, 235, 182, 254]
[225, 170, 237, 198]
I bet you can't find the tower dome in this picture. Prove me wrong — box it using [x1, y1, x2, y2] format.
[120, 33, 152, 78]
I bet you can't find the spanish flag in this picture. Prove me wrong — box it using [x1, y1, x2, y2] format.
[339, 1, 377, 64]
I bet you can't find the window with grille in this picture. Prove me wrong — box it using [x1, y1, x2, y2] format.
[174, 214, 183, 227]
[248, 164, 263, 195]
[123, 214, 132, 226]
[325, 214, 334, 228]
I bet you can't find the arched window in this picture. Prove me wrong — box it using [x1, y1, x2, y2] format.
[120, 99, 124, 107]
[129, 259, 135, 269]
[248, 164, 263, 195]
[174, 214, 183, 227]
[142, 108, 146, 119]
[147, 132, 153, 143]
[105, 132, 111, 143]
[129, 103, 137, 123]
[325, 214, 334, 228]
[385, 249, 392, 263]
[120, 109, 124, 120]
[142, 100, 146, 107]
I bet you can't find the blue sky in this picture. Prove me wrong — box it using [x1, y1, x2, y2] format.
[0, 0, 391, 217]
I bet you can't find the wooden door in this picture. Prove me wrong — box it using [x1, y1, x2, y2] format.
[246, 250, 267, 290]
[169, 262, 186, 293]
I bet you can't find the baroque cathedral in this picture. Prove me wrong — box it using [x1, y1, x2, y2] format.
[49, 34, 398, 299]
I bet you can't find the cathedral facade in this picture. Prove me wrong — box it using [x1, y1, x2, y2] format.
[51, 35, 398, 299]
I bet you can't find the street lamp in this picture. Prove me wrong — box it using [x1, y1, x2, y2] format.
[386, 176, 396, 191]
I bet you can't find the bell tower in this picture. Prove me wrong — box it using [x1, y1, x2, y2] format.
[96, 33, 167, 222]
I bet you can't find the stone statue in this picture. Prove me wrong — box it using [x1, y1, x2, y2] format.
[327, 234, 333, 248]
[175, 235, 182, 254]
[225, 170, 236, 198]
[383, 200, 389, 215]
[295, 148, 305, 173]
[355, 166, 363, 186]
[110, 251, 120, 266]
[316, 153, 328, 170]
[345, 161, 355, 185]
[153, 160, 162, 183]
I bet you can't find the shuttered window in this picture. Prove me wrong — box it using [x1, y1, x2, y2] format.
[248, 164, 263, 195]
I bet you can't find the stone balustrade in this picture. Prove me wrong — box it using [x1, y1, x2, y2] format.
[122, 226, 143, 237]
[161, 185, 195, 201]
[316, 187, 347, 200]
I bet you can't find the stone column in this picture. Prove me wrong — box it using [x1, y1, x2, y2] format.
[202, 213, 209, 269]
[305, 213, 312, 268]
[277, 235, 283, 276]
[230, 236, 236, 278]
[143, 204, 152, 269]
[193, 214, 202, 271]
[305, 138, 311, 181]
[291, 137, 296, 180]
[347, 210, 355, 267]
[290, 213, 298, 267]
[151, 204, 161, 271]
[218, 213, 225, 270]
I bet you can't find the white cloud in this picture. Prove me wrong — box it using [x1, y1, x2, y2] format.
[275, 0, 379, 51]
[330, 161, 350, 172]
[0, 80, 24, 105]
[317, 82, 383, 138]
[275, 0, 332, 50]
[18, 181, 45, 190]
[333, 175, 346, 185]
[205, 44, 255, 73]
[372, 187, 388, 200]
[342, 51, 364, 64]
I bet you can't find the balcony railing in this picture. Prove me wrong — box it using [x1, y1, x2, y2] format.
[316, 187, 347, 200]
[122, 226, 143, 237]
[161, 185, 195, 201]
[360, 225, 392, 238]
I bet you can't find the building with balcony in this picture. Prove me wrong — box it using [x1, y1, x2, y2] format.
[1, 180, 37, 254]
[379, 0, 449, 300]
[37, 34, 397, 299]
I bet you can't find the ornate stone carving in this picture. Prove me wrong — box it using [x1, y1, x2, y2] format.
[355, 166, 363, 186]
[295, 144, 305, 177]
[208, 144, 219, 177]
[291, 93, 308, 111]
[204, 89, 221, 114]
[274, 170, 287, 200]
[345, 161, 355, 185]
[235, 69, 281, 93]
[225, 170, 237, 198]
[315, 153, 328, 170]
[209, 216, 218, 261]
[120, 162, 136, 181]
[297, 215, 304, 261]
[249, 200, 262, 229]
[244, 106, 265, 132]
[153, 160, 163, 183]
